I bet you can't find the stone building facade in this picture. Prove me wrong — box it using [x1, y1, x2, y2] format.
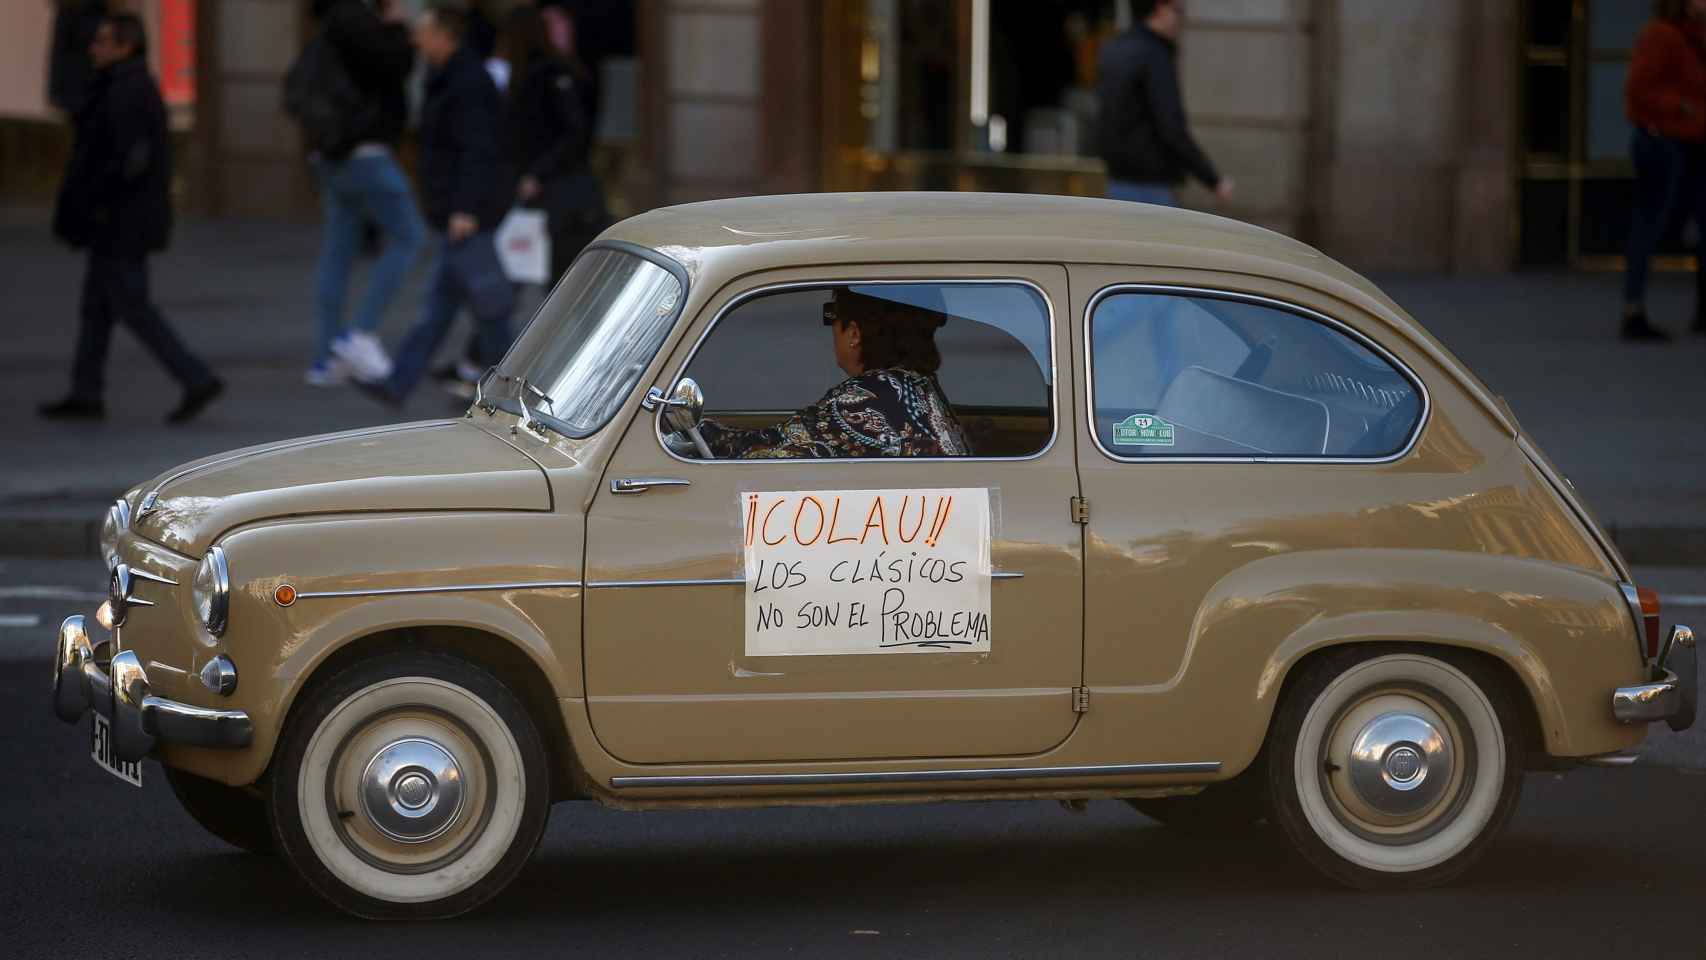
[0, 2, 1641, 274]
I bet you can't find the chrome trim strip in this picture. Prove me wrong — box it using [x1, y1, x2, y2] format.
[653, 276, 1061, 466]
[294, 580, 583, 600]
[138, 422, 445, 515]
[1577, 752, 1640, 767]
[127, 567, 177, 586]
[588, 571, 1025, 589]
[1081, 284, 1432, 466]
[586, 577, 744, 588]
[611, 761, 1222, 789]
[1620, 582, 1649, 665]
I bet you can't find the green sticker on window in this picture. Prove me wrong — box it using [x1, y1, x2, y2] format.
[1111, 414, 1176, 446]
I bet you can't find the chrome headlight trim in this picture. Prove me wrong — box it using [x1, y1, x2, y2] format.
[100, 498, 130, 569]
[193, 546, 230, 637]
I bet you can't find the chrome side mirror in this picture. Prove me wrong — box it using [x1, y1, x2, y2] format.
[645, 378, 713, 459]
[660, 378, 705, 434]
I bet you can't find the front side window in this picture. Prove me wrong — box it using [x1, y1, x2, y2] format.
[1089, 291, 1423, 459]
[671, 282, 1053, 460]
[491, 246, 685, 437]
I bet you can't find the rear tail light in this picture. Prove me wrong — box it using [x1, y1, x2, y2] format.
[1638, 587, 1663, 660]
[1621, 583, 1664, 662]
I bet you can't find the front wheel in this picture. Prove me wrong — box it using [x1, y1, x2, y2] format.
[1268, 649, 1523, 889]
[269, 651, 550, 918]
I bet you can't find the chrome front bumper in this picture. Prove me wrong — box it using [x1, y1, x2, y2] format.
[1612, 625, 1697, 731]
[51, 615, 253, 763]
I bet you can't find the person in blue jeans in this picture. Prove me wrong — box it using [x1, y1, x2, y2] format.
[360, 4, 514, 408]
[308, 0, 425, 385]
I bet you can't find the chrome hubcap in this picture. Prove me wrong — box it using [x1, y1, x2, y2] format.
[1346, 712, 1452, 817]
[1322, 690, 1467, 837]
[359, 737, 465, 843]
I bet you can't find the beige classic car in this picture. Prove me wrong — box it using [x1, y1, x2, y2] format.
[53, 193, 1695, 918]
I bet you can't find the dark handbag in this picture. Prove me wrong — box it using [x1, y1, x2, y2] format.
[445, 232, 516, 321]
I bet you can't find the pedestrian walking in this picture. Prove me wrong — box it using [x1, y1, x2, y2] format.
[39, 13, 223, 424]
[289, 0, 426, 385]
[1620, 0, 1706, 342]
[431, 2, 610, 399]
[361, 3, 515, 409]
[1097, 0, 1232, 208]
[501, 3, 607, 283]
[47, 0, 108, 116]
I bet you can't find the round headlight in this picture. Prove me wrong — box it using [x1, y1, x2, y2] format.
[192, 546, 230, 636]
[100, 499, 130, 569]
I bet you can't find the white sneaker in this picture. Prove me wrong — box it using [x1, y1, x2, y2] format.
[332, 331, 393, 383]
[304, 357, 351, 387]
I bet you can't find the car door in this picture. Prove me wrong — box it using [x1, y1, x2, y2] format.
[582, 263, 1083, 764]
[1069, 266, 1431, 732]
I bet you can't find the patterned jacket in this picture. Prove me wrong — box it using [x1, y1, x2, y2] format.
[700, 367, 970, 459]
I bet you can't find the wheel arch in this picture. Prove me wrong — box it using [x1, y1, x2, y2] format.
[251, 621, 583, 801]
[1259, 636, 1549, 766]
[286, 625, 582, 799]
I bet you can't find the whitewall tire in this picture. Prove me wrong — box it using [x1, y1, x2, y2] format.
[1268, 648, 1523, 889]
[269, 651, 550, 918]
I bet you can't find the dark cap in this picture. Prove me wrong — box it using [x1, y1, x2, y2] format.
[823, 286, 951, 328]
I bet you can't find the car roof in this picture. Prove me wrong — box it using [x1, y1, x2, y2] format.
[603, 191, 1391, 311]
[601, 191, 1513, 438]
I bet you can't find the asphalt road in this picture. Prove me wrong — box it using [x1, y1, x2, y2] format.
[5, 556, 1706, 959]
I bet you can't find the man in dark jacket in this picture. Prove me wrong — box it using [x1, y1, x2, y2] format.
[47, 0, 108, 115]
[1097, 0, 1233, 207]
[40, 13, 222, 424]
[362, 3, 514, 408]
[309, 0, 426, 387]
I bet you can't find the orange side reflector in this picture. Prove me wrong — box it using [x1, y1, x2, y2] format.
[1637, 586, 1662, 659]
[274, 584, 297, 607]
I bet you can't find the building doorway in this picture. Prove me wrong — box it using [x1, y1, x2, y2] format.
[1519, 0, 1692, 269]
[820, 0, 1119, 198]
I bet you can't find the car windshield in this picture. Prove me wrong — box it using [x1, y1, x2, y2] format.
[488, 246, 685, 438]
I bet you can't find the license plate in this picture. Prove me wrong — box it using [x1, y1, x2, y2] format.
[91, 712, 142, 787]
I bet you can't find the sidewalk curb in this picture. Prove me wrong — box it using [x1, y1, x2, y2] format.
[7, 509, 1706, 566]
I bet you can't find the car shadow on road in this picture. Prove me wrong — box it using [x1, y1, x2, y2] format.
[130, 780, 1706, 927]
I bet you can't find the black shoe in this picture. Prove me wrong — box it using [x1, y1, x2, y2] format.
[1620, 313, 1672, 342]
[354, 378, 405, 412]
[166, 379, 224, 424]
[37, 396, 104, 421]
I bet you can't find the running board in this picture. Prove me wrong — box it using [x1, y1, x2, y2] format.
[611, 761, 1222, 789]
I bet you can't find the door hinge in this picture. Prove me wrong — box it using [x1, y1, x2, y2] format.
[1071, 686, 1091, 713]
[1069, 496, 1090, 524]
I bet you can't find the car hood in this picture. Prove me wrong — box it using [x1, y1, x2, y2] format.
[131, 420, 550, 556]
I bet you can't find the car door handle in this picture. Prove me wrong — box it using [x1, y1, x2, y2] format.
[610, 477, 691, 495]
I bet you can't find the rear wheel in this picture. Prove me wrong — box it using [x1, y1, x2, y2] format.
[165, 766, 272, 854]
[268, 651, 550, 918]
[1268, 648, 1522, 889]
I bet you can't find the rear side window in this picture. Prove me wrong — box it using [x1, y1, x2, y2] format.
[1088, 290, 1423, 459]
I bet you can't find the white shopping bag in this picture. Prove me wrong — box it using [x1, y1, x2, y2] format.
[495, 208, 550, 285]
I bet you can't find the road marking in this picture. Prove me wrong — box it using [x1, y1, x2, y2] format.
[0, 586, 105, 602]
[0, 615, 40, 628]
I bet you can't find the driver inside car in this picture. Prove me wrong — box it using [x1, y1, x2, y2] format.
[695, 287, 971, 459]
